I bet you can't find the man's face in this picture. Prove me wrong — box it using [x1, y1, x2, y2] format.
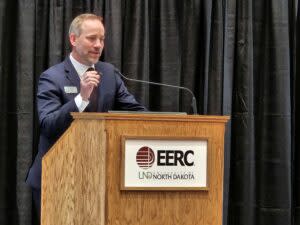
[70, 19, 105, 65]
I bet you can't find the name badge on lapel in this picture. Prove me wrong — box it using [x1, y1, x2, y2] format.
[64, 86, 78, 94]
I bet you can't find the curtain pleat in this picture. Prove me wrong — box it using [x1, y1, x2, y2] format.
[294, 1, 300, 224]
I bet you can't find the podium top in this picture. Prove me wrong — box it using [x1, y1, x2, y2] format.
[71, 112, 230, 123]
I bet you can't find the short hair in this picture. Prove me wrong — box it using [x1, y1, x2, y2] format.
[69, 13, 104, 36]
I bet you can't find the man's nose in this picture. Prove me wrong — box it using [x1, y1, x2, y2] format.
[95, 39, 103, 48]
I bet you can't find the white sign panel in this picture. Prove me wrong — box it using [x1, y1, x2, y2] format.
[122, 139, 208, 190]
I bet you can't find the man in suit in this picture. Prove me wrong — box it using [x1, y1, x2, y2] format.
[26, 13, 146, 221]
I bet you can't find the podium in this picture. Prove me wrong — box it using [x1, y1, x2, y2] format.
[41, 113, 229, 225]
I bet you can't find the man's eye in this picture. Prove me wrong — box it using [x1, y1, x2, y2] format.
[87, 36, 96, 41]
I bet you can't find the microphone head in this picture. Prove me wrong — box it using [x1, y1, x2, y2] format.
[86, 67, 95, 72]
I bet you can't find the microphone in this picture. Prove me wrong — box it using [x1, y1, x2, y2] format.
[115, 69, 198, 115]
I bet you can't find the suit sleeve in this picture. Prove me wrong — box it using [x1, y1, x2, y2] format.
[37, 72, 79, 138]
[114, 72, 147, 111]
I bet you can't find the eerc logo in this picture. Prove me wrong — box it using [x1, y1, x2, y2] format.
[157, 150, 194, 166]
[136, 146, 155, 169]
[136, 147, 195, 169]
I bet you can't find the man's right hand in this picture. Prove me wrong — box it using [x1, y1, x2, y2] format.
[80, 70, 101, 101]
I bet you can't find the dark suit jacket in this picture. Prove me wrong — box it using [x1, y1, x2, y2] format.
[26, 57, 146, 189]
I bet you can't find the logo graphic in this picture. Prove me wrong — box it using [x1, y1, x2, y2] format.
[136, 146, 155, 169]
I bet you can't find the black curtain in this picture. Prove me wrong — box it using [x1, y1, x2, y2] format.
[0, 0, 299, 225]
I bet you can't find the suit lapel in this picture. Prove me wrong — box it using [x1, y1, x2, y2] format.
[94, 62, 104, 111]
[64, 57, 81, 92]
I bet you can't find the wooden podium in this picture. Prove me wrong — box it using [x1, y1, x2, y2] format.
[41, 113, 229, 225]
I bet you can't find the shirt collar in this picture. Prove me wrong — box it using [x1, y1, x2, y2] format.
[69, 54, 95, 79]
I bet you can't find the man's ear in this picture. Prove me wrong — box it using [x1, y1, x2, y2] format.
[69, 33, 77, 47]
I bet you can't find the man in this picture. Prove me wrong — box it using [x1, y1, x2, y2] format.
[26, 13, 146, 220]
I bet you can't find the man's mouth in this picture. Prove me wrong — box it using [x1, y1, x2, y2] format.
[90, 51, 100, 55]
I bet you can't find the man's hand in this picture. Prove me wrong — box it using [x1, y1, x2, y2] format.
[80, 70, 100, 101]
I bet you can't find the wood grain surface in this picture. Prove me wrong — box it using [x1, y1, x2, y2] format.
[41, 113, 229, 225]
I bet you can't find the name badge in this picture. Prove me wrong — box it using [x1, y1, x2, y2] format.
[64, 86, 78, 94]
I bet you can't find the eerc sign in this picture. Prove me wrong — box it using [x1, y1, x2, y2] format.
[122, 139, 208, 190]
